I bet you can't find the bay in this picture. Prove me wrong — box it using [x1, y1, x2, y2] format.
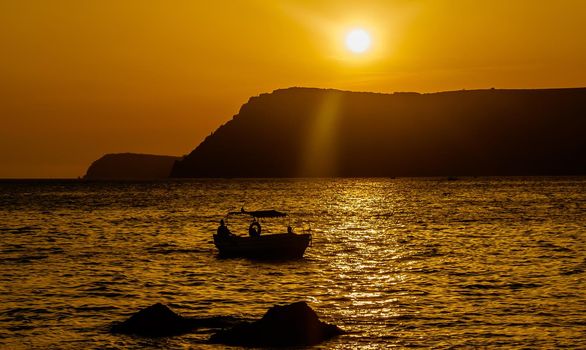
[1, 178, 585, 349]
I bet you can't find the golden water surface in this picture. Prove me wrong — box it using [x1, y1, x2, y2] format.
[1, 178, 585, 349]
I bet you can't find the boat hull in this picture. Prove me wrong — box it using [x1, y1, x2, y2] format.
[213, 233, 311, 259]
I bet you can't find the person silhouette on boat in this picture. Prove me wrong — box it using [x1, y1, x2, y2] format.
[248, 219, 261, 237]
[217, 219, 232, 237]
[287, 225, 294, 234]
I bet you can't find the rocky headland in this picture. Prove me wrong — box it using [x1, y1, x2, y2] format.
[83, 153, 180, 180]
[171, 87, 586, 177]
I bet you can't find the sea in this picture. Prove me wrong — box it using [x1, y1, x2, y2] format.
[1, 178, 585, 349]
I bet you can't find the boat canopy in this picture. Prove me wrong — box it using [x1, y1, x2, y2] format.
[228, 209, 287, 218]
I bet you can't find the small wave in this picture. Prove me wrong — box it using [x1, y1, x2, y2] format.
[507, 282, 541, 290]
[145, 244, 209, 255]
[408, 267, 440, 274]
[461, 283, 496, 290]
[85, 291, 127, 298]
[4, 307, 52, 317]
[6, 324, 37, 332]
[454, 219, 479, 223]
[0, 226, 39, 234]
[476, 332, 515, 339]
[83, 285, 109, 292]
[428, 321, 466, 328]
[2, 255, 49, 263]
[449, 271, 493, 277]
[1, 244, 26, 254]
[184, 281, 205, 287]
[560, 260, 586, 276]
[537, 241, 574, 253]
[560, 268, 584, 276]
[389, 314, 416, 321]
[535, 311, 554, 317]
[460, 282, 541, 291]
[403, 247, 444, 260]
[73, 305, 121, 312]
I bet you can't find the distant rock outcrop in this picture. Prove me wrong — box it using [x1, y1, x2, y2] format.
[209, 301, 344, 347]
[171, 87, 586, 177]
[83, 153, 180, 180]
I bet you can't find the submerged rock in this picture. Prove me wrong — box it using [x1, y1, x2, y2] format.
[111, 303, 240, 337]
[111, 301, 344, 345]
[111, 303, 193, 336]
[209, 301, 344, 347]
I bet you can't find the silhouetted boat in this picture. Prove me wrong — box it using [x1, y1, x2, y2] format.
[213, 209, 311, 259]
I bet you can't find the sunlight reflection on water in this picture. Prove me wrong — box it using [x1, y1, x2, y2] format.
[0, 177, 585, 349]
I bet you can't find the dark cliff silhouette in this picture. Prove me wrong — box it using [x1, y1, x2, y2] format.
[172, 87, 586, 177]
[84, 153, 180, 180]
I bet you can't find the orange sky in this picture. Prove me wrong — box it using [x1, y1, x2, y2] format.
[1, 0, 585, 178]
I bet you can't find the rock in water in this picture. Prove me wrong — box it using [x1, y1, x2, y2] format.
[209, 301, 345, 347]
[111, 303, 198, 337]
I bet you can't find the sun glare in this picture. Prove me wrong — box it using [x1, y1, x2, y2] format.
[345, 29, 371, 53]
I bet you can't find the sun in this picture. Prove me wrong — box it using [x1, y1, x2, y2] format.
[345, 29, 371, 54]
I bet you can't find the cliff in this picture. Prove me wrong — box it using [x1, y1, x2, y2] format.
[84, 153, 180, 180]
[171, 87, 586, 177]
